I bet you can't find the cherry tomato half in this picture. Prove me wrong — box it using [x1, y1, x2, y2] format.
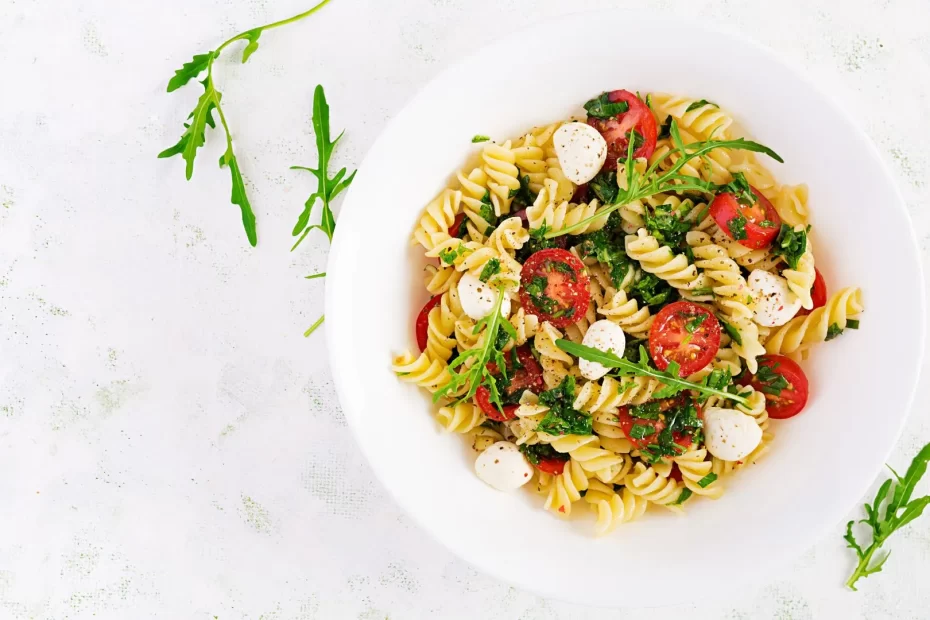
[475, 387, 519, 422]
[617, 395, 703, 452]
[586, 90, 657, 168]
[648, 301, 721, 377]
[710, 186, 781, 250]
[743, 354, 810, 419]
[519, 248, 590, 328]
[795, 268, 827, 317]
[536, 457, 567, 476]
[415, 296, 443, 352]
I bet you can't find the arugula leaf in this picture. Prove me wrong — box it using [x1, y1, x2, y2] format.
[555, 340, 749, 406]
[160, 0, 333, 247]
[773, 224, 809, 270]
[472, 135, 491, 143]
[685, 99, 718, 112]
[845, 442, 930, 590]
[291, 84, 358, 249]
[544, 118, 783, 239]
[584, 92, 629, 119]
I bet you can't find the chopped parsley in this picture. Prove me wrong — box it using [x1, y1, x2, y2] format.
[630, 424, 656, 440]
[685, 99, 718, 112]
[685, 314, 707, 333]
[472, 135, 491, 143]
[478, 191, 498, 231]
[847, 319, 860, 330]
[575, 227, 632, 289]
[629, 401, 661, 420]
[727, 212, 748, 240]
[644, 200, 693, 248]
[479, 258, 501, 283]
[630, 273, 676, 307]
[537, 376, 593, 436]
[637, 399, 703, 464]
[825, 322, 844, 341]
[439, 243, 468, 265]
[699, 368, 732, 404]
[583, 92, 629, 119]
[519, 443, 569, 466]
[589, 170, 620, 204]
[697, 473, 718, 488]
[658, 116, 673, 140]
[517, 223, 561, 260]
[690, 286, 715, 298]
[509, 174, 537, 208]
[755, 363, 789, 396]
[773, 224, 809, 270]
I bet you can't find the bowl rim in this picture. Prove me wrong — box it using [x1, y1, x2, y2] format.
[325, 8, 926, 606]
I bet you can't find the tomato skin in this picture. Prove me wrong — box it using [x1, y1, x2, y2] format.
[536, 457, 567, 476]
[617, 396, 703, 452]
[448, 212, 468, 238]
[669, 464, 683, 483]
[519, 248, 591, 328]
[586, 90, 657, 168]
[710, 186, 781, 249]
[415, 296, 444, 352]
[505, 345, 545, 396]
[795, 268, 827, 317]
[648, 301, 721, 377]
[746, 354, 810, 419]
[475, 387, 518, 421]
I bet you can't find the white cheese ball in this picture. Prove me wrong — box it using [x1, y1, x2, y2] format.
[474, 441, 534, 491]
[553, 122, 608, 185]
[748, 269, 802, 327]
[579, 319, 626, 381]
[703, 407, 763, 462]
[457, 272, 511, 321]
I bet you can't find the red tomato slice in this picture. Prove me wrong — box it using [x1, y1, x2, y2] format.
[617, 396, 703, 452]
[505, 345, 544, 396]
[415, 296, 443, 352]
[519, 249, 590, 328]
[536, 457, 567, 476]
[745, 354, 810, 419]
[648, 301, 721, 377]
[586, 90, 657, 169]
[669, 464, 683, 483]
[795, 268, 827, 317]
[448, 212, 468, 238]
[710, 186, 781, 249]
[475, 386, 518, 422]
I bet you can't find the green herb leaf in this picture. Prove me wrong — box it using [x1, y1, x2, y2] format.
[219, 145, 257, 246]
[537, 376, 593, 436]
[584, 92, 629, 119]
[166, 52, 215, 92]
[519, 443, 569, 466]
[847, 319, 860, 330]
[671, 487, 693, 506]
[472, 135, 491, 143]
[720, 319, 743, 346]
[479, 258, 501, 283]
[697, 473, 717, 488]
[826, 323, 843, 341]
[240, 28, 262, 63]
[630, 273, 676, 307]
[773, 224, 809, 270]
[727, 212, 748, 240]
[510, 174, 537, 207]
[291, 84, 358, 249]
[589, 170, 620, 204]
[159, 80, 219, 181]
[630, 424, 656, 440]
[845, 442, 930, 590]
[555, 340, 749, 406]
[685, 314, 707, 334]
[685, 99, 718, 112]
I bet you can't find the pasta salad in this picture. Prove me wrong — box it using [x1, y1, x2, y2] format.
[392, 89, 864, 534]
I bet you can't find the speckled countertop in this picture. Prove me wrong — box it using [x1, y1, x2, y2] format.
[2, 0, 930, 618]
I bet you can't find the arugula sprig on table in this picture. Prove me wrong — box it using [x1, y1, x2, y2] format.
[433, 287, 517, 411]
[290, 84, 358, 250]
[543, 118, 783, 239]
[159, 0, 333, 246]
[554, 340, 749, 406]
[845, 442, 930, 590]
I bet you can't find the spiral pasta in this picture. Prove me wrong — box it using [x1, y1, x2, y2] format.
[596, 287, 654, 339]
[527, 193, 608, 236]
[782, 233, 815, 310]
[482, 140, 520, 214]
[771, 183, 809, 228]
[624, 462, 684, 510]
[674, 448, 724, 499]
[392, 351, 451, 393]
[436, 402, 484, 433]
[625, 228, 710, 295]
[585, 480, 648, 534]
[651, 93, 734, 139]
[765, 287, 864, 356]
[545, 434, 625, 476]
[541, 458, 589, 516]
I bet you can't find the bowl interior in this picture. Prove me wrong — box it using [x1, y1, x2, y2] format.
[326, 10, 924, 606]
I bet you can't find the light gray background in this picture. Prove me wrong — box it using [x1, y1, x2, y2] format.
[2, 0, 930, 617]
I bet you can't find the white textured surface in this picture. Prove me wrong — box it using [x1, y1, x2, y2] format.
[1, 0, 929, 617]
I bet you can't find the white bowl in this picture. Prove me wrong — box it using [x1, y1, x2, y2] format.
[326, 10, 925, 606]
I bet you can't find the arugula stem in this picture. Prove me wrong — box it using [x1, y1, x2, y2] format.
[846, 544, 879, 591]
[305, 272, 326, 279]
[304, 314, 325, 337]
[214, 0, 333, 57]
